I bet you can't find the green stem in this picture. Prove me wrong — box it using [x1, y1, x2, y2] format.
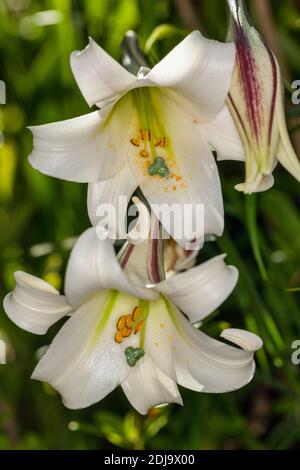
[245, 194, 268, 281]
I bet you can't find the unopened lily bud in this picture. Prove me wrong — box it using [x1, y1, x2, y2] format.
[226, 0, 300, 193]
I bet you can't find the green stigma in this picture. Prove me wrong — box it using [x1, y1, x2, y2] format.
[125, 346, 145, 367]
[148, 157, 169, 178]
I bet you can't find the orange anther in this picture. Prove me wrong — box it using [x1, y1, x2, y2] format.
[132, 306, 140, 321]
[140, 129, 151, 141]
[122, 328, 132, 338]
[134, 320, 144, 335]
[125, 315, 133, 328]
[130, 138, 140, 147]
[116, 315, 126, 330]
[155, 137, 167, 147]
[115, 331, 123, 344]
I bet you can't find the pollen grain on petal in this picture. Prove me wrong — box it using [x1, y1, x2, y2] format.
[139, 149, 149, 158]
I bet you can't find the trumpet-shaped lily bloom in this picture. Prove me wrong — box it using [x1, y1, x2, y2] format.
[224, 0, 300, 193]
[28, 31, 239, 245]
[3, 228, 262, 414]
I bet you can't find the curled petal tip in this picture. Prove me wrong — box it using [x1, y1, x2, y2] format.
[234, 173, 275, 194]
[221, 328, 263, 352]
[3, 271, 71, 335]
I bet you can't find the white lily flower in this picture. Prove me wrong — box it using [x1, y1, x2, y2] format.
[223, 0, 300, 193]
[3, 228, 262, 414]
[28, 31, 238, 244]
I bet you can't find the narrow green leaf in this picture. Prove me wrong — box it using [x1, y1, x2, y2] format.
[286, 287, 300, 292]
[144, 23, 187, 53]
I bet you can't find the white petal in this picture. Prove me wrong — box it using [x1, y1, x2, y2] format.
[146, 297, 262, 393]
[146, 31, 236, 122]
[70, 37, 137, 107]
[201, 105, 245, 161]
[127, 89, 224, 246]
[64, 227, 158, 306]
[28, 110, 126, 183]
[32, 291, 139, 409]
[144, 298, 177, 382]
[276, 90, 300, 182]
[0, 340, 6, 364]
[249, 174, 275, 193]
[3, 272, 72, 335]
[121, 355, 182, 415]
[234, 152, 277, 193]
[121, 241, 153, 288]
[156, 254, 238, 323]
[87, 165, 137, 234]
[220, 329, 263, 352]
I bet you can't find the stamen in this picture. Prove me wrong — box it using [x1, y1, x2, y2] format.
[155, 137, 168, 148]
[140, 129, 151, 141]
[132, 306, 140, 321]
[115, 331, 123, 344]
[125, 315, 133, 328]
[116, 315, 126, 330]
[130, 138, 140, 147]
[114, 307, 141, 343]
[121, 327, 132, 338]
[134, 320, 144, 335]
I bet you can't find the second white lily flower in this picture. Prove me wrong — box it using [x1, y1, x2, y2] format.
[4, 228, 262, 415]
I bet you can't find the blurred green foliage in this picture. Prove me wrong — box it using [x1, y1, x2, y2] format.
[0, 0, 300, 450]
